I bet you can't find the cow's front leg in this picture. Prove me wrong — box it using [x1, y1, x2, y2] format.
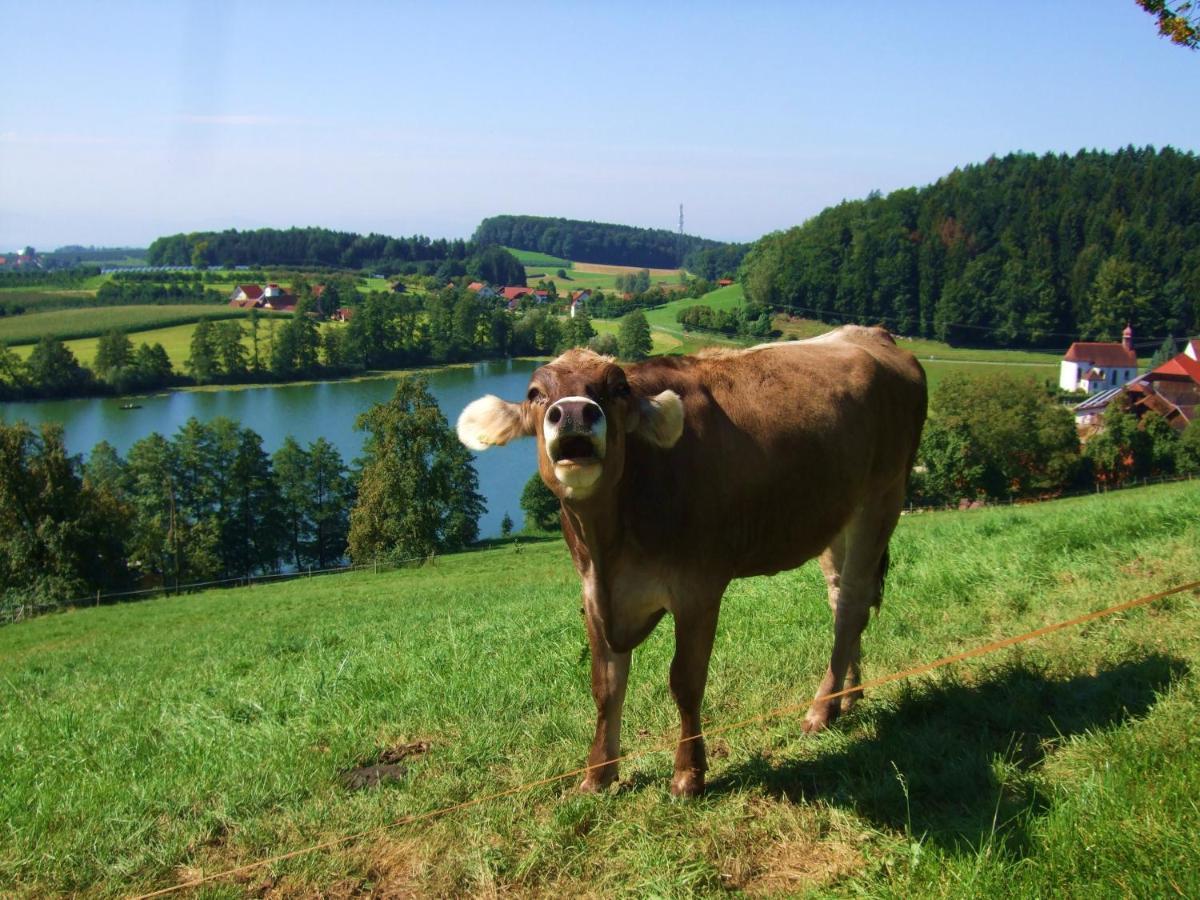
[579, 610, 631, 793]
[669, 605, 719, 797]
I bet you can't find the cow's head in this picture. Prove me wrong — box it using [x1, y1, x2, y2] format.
[457, 349, 684, 501]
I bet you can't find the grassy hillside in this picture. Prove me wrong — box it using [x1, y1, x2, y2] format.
[505, 247, 572, 268]
[3, 482, 1199, 896]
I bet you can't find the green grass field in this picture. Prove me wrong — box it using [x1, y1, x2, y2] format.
[11, 311, 299, 370]
[3, 481, 1199, 897]
[505, 247, 573, 269]
[0, 305, 253, 347]
[525, 263, 685, 295]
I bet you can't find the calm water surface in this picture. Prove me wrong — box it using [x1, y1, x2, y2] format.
[0, 360, 542, 538]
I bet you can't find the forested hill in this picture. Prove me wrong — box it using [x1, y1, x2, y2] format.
[147, 227, 474, 272]
[473, 214, 740, 270]
[742, 146, 1200, 348]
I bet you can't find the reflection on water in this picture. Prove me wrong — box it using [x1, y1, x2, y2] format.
[0, 360, 542, 538]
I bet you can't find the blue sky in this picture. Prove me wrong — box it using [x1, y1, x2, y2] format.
[1, 1, 1197, 249]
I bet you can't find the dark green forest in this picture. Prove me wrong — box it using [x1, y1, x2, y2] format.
[741, 147, 1200, 347]
[147, 227, 475, 273]
[473, 214, 737, 269]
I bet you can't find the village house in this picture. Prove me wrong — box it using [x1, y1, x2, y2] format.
[227, 283, 297, 313]
[466, 281, 499, 300]
[569, 289, 591, 318]
[1074, 337, 1200, 431]
[501, 286, 532, 302]
[1059, 325, 1138, 393]
[228, 284, 264, 308]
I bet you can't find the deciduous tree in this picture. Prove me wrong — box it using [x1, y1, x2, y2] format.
[348, 376, 484, 562]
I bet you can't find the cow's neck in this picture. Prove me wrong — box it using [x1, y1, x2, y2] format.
[561, 491, 625, 620]
[561, 492, 623, 577]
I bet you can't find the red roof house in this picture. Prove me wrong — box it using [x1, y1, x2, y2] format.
[229, 284, 264, 303]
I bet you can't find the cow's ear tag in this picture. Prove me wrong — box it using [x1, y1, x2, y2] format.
[631, 390, 684, 448]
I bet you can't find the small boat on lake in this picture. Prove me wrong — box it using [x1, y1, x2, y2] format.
[118, 403, 142, 410]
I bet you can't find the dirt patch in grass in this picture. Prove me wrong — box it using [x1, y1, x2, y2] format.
[339, 740, 431, 791]
[734, 836, 864, 895]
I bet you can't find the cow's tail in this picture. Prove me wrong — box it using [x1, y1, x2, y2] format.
[874, 548, 890, 611]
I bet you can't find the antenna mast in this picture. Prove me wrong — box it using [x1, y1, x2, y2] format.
[678, 203, 684, 266]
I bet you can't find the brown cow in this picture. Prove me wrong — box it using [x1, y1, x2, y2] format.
[457, 325, 927, 796]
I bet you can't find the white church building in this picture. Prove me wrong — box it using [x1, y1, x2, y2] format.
[1059, 325, 1138, 394]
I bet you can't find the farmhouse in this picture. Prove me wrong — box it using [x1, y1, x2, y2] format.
[1059, 325, 1138, 393]
[467, 282, 499, 300]
[1074, 338, 1200, 430]
[227, 282, 297, 313]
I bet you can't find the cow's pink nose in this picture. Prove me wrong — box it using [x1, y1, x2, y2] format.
[547, 398, 604, 431]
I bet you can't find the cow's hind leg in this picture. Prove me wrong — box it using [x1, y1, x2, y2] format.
[803, 487, 902, 733]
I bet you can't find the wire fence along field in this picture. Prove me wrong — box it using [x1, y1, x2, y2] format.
[2, 473, 1195, 627]
[0, 553, 436, 625]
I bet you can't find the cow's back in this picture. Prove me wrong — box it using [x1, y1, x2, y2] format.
[621, 327, 926, 577]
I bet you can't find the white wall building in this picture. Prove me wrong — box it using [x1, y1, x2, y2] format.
[1059, 325, 1138, 394]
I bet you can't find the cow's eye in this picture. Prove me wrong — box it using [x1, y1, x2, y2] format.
[614, 383, 632, 398]
[527, 387, 544, 403]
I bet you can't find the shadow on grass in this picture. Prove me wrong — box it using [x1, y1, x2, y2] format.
[709, 654, 1188, 856]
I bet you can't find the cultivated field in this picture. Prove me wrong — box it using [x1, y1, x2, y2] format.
[0, 304, 252, 347]
[8, 310, 296, 370]
[3, 481, 1198, 897]
[571, 262, 681, 278]
[523, 261, 685, 295]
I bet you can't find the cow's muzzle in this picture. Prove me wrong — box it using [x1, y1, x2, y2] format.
[544, 396, 606, 494]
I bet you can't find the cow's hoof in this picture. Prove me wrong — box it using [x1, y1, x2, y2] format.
[801, 705, 838, 733]
[839, 689, 863, 715]
[670, 770, 705, 798]
[579, 774, 617, 794]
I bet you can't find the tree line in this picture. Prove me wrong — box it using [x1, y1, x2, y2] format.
[148, 227, 461, 272]
[1, 276, 599, 400]
[675, 302, 773, 338]
[1, 377, 487, 621]
[741, 146, 1200, 347]
[473, 214, 729, 269]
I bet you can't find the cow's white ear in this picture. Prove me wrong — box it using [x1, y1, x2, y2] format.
[457, 395, 531, 450]
[629, 389, 684, 448]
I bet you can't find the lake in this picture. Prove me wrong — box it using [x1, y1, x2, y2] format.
[0, 360, 543, 538]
